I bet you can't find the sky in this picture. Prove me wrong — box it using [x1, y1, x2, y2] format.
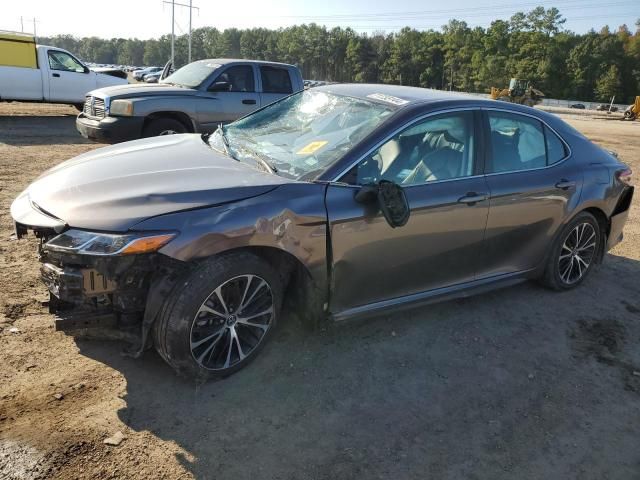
[2, 0, 639, 39]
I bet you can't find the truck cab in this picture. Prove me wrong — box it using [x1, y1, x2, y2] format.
[76, 59, 304, 143]
[0, 31, 127, 107]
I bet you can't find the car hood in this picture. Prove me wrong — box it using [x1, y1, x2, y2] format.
[90, 83, 195, 99]
[12, 134, 292, 232]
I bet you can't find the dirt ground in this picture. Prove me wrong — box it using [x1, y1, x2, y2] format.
[0, 102, 639, 480]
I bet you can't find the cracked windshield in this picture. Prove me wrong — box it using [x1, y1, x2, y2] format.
[208, 89, 394, 179]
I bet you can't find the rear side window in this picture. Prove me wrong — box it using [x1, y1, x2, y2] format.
[545, 126, 567, 164]
[487, 112, 566, 173]
[260, 66, 293, 94]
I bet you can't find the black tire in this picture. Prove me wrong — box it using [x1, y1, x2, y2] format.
[74, 104, 84, 112]
[540, 211, 602, 290]
[153, 252, 283, 380]
[143, 117, 188, 137]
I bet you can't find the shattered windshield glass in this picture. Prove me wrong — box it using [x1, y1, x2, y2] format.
[208, 90, 394, 180]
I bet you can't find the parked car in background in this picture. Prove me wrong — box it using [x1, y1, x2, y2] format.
[14, 84, 634, 379]
[76, 58, 304, 143]
[133, 66, 162, 81]
[0, 30, 127, 108]
[144, 72, 161, 83]
[570, 103, 586, 109]
[90, 66, 128, 80]
[596, 104, 618, 112]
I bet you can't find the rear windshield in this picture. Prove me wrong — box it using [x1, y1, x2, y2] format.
[161, 61, 221, 88]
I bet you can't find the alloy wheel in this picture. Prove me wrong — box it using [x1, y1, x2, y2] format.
[190, 274, 274, 371]
[558, 222, 597, 285]
[159, 129, 177, 135]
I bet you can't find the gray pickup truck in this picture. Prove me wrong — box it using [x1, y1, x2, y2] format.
[76, 59, 303, 143]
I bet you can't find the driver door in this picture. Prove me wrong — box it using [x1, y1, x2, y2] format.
[325, 110, 490, 316]
[46, 50, 95, 103]
[198, 64, 261, 131]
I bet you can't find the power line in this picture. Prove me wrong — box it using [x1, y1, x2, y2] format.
[214, 0, 637, 21]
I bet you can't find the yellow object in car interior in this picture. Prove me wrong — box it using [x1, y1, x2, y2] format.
[0, 31, 37, 68]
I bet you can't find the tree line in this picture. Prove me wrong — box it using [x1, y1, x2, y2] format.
[39, 7, 640, 103]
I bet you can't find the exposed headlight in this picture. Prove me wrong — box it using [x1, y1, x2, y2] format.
[110, 99, 134, 116]
[45, 229, 176, 256]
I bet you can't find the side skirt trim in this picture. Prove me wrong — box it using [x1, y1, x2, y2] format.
[331, 269, 536, 322]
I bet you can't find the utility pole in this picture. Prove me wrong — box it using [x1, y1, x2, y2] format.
[189, 0, 192, 63]
[163, 0, 199, 66]
[20, 16, 23, 32]
[171, 0, 175, 66]
[33, 18, 37, 41]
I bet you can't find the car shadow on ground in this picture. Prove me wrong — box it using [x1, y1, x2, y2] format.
[0, 115, 90, 146]
[74, 253, 640, 480]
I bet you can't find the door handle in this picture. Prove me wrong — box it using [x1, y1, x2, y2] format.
[555, 179, 576, 190]
[52, 73, 60, 78]
[458, 192, 488, 205]
[242, 99, 256, 105]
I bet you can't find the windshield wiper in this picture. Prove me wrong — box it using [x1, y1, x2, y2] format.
[251, 154, 278, 174]
[217, 123, 236, 160]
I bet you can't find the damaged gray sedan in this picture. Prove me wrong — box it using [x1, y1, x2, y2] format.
[11, 84, 634, 379]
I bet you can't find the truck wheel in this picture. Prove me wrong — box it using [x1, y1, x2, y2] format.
[143, 118, 188, 137]
[74, 104, 84, 112]
[153, 252, 283, 380]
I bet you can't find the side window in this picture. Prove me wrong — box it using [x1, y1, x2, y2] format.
[260, 66, 293, 94]
[216, 65, 255, 92]
[545, 125, 567, 164]
[47, 51, 84, 72]
[346, 112, 475, 186]
[487, 112, 546, 173]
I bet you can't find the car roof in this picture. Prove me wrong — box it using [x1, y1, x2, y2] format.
[194, 58, 296, 68]
[314, 83, 479, 106]
[312, 83, 567, 125]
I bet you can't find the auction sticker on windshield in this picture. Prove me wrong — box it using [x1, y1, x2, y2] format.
[366, 93, 409, 106]
[297, 140, 328, 155]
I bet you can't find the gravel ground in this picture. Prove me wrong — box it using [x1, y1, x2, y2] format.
[0, 102, 639, 480]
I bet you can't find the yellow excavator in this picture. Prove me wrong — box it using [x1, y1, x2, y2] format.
[490, 78, 545, 107]
[623, 96, 640, 120]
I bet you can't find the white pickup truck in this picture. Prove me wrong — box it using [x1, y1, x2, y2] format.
[0, 31, 127, 108]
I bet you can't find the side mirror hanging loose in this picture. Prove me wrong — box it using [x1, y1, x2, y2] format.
[354, 180, 410, 228]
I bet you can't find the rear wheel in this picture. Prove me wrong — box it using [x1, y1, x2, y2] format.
[153, 252, 282, 380]
[143, 117, 188, 137]
[540, 212, 602, 290]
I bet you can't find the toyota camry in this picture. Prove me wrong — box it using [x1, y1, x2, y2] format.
[11, 84, 634, 379]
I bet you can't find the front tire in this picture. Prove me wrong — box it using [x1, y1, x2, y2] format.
[540, 212, 602, 290]
[143, 118, 188, 137]
[153, 252, 282, 380]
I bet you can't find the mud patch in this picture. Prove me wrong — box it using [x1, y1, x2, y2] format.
[623, 301, 640, 315]
[569, 318, 626, 362]
[3, 302, 27, 321]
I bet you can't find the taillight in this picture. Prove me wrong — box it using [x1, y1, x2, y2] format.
[617, 168, 633, 185]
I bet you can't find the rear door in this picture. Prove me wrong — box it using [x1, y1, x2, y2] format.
[478, 109, 583, 278]
[198, 64, 261, 130]
[326, 110, 490, 315]
[46, 49, 96, 103]
[258, 65, 294, 106]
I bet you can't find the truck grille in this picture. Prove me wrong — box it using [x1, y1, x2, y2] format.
[83, 96, 106, 118]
